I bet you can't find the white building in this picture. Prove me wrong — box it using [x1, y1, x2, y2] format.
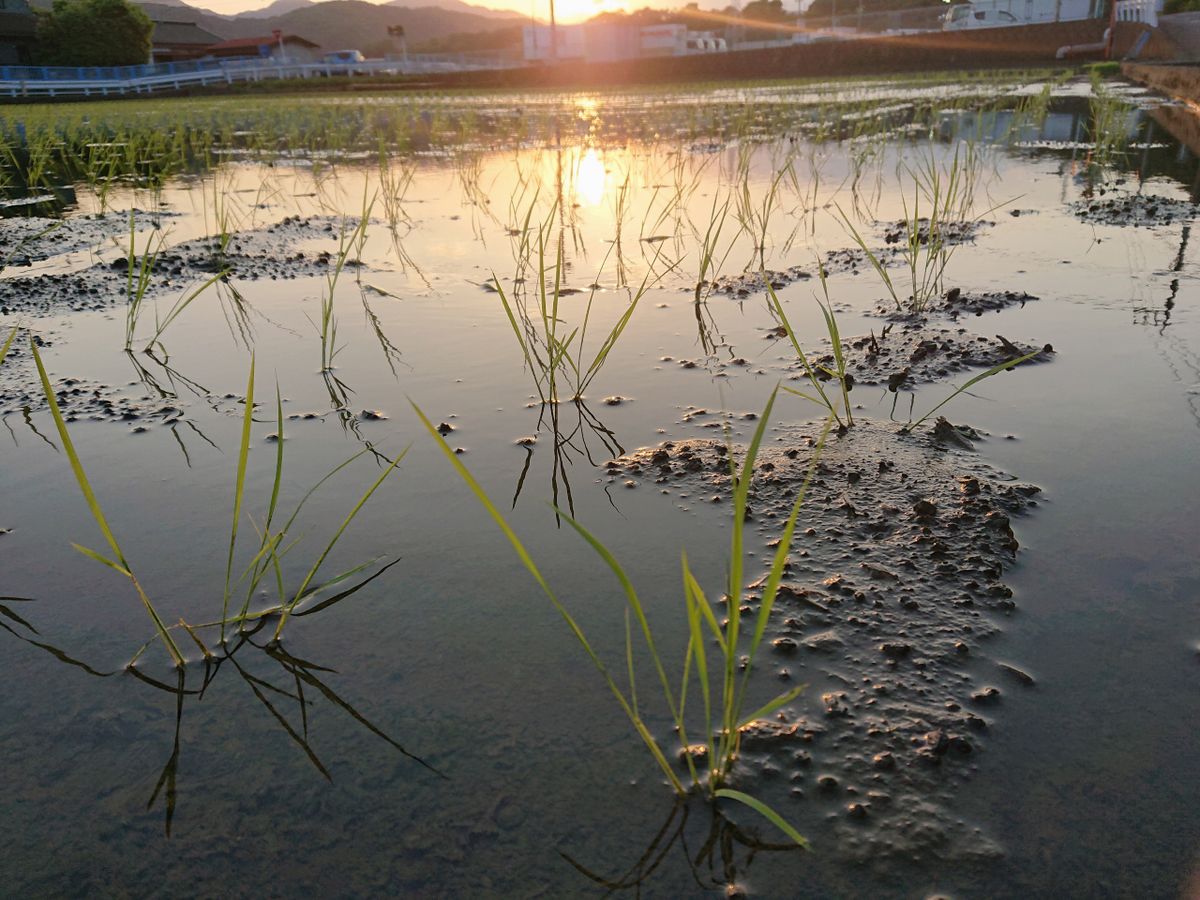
[523, 22, 726, 62]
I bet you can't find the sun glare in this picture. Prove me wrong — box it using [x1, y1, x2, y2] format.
[575, 148, 607, 207]
[549, 0, 626, 24]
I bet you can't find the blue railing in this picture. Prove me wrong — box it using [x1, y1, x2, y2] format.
[0, 58, 230, 82]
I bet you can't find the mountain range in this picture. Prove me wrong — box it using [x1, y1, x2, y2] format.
[132, 0, 530, 54]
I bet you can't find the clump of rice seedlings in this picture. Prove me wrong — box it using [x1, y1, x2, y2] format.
[497, 204, 667, 405]
[838, 143, 990, 314]
[121, 211, 168, 351]
[31, 345, 404, 665]
[764, 267, 853, 431]
[376, 144, 415, 233]
[693, 193, 735, 306]
[731, 153, 794, 272]
[316, 198, 375, 372]
[415, 391, 833, 845]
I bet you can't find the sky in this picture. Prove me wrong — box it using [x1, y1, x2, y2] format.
[193, 0, 733, 24]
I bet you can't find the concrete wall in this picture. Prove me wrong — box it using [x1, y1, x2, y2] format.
[1123, 61, 1200, 102]
[431, 21, 1158, 91]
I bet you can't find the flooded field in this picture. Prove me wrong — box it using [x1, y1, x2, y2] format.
[1, 71, 1198, 897]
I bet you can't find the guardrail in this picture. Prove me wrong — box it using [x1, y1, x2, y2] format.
[1115, 0, 1158, 27]
[0, 55, 520, 99]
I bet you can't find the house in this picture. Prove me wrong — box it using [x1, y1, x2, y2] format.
[0, 0, 37, 66]
[150, 19, 224, 63]
[206, 34, 321, 63]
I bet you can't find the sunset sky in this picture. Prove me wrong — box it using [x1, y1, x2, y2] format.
[195, 0, 740, 23]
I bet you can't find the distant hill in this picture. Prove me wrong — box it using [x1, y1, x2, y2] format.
[387, 0, 524, 20]
[132, 0, 526, 56]
[243, 0, 315, 17]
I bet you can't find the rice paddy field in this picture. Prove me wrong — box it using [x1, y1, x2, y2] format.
[1, 70, 1198, 897]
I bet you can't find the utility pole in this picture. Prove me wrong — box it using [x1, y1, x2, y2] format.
[549, 0, 558, 62]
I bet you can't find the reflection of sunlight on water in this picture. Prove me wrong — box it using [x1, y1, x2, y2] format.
[576, 148, 606, 207]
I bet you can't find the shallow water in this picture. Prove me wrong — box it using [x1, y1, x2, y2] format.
[1, 75, 1198, 897]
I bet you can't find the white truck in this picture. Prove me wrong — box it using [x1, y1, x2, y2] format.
[943, 0, 1102, 29]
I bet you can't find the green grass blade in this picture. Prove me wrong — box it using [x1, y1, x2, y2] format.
[413, 398, 686, 795]
[715, 789, 808, 848]
[557, 509, 682, 724]
[273, 446, 409, 639]
[737, 684, 807, 729]
[31, 338, 183, 666]
[907, 348, 1043, 431]
[221, 354, 255, 643]
[0, 325, 16, 366]
[72, 543, 131, 576]
[737, 414, 834, 714]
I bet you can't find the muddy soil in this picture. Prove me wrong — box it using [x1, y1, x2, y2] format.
[816, 322, 1051, 391]
[1071, 192, 1199, 227]
[0, 211, 379, 424]
[0, 214, 371, 317]
[603, 418, 1040, 862]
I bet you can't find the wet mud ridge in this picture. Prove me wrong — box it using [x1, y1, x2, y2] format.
[604, 420, 1041, 862]
[0, 214, 371, 317]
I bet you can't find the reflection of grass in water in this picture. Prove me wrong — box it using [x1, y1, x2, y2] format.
[0, 599, 441, 836]
[415, 392, 832, 846]
[1087, 73, 1135, 175]
[29, 339, 404, 666]
[564, 796, 803, 894]
[509, 399, 624, 524]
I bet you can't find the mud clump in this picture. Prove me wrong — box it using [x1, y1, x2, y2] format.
[1071, 193, 1198, 227]
[705, 266, 811, 299]
[880, 218, 990, 247]
[604, 420, 1041, 862]
[804, 322, 1051, 390]
[875, 289, 1039, 319]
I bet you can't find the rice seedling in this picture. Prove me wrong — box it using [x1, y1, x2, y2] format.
[31, 345, 405, 665]
[1086, 73, 1135, 174]
[693, 193, 735, 306]
[414, 391, 834, 844]
[144, 272, 227, 354]
[763, 267, 853, 430]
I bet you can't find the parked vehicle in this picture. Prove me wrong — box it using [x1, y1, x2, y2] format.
[942, 0, 1099, 30]
[321, 49, 366, 74]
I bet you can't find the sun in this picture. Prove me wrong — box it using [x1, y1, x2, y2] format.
[545, 0, 628, 24]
